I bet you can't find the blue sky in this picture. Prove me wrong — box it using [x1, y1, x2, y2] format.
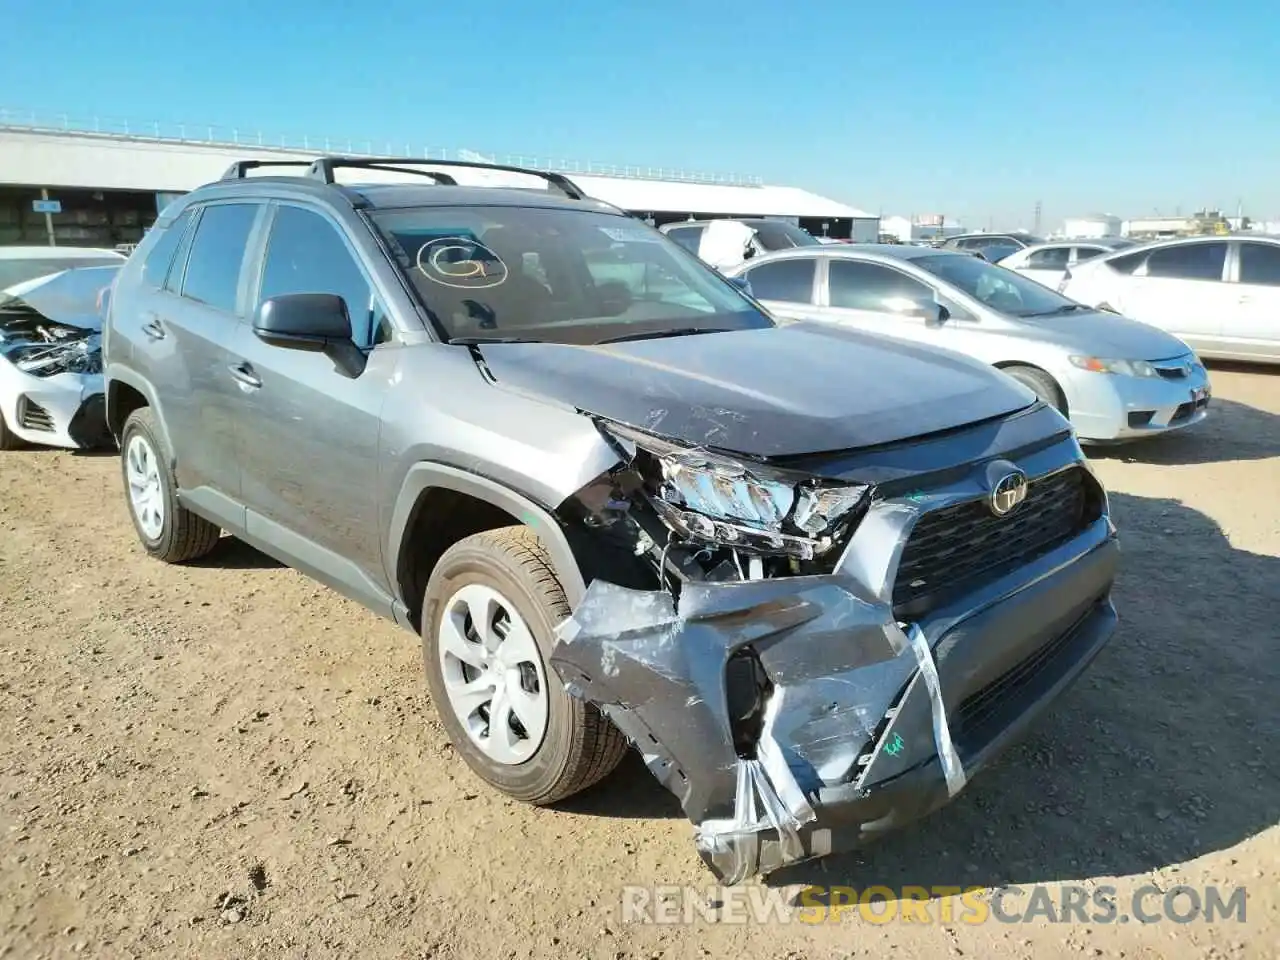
[3, 0, 1276, 228]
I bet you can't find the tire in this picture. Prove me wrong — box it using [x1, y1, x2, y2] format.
[120, 407, 222, 563]
[0, 409, 22, 451]
[422, 526, 628, 805]
[1003, 364, 1068, 417]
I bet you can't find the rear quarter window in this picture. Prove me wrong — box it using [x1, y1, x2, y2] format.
[141, 210, 194, 289]
[1101, 250, 1148, 275]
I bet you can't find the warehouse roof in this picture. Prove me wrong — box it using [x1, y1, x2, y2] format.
[0, 124, 870, 221]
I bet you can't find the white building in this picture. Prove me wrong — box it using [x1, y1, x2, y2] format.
[0, 118, 876, 246]
[880, 214, 965, 243]
[1061, 214, 1122, 239]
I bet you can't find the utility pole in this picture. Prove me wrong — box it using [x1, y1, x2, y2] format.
[1033, 200, 1042, 235]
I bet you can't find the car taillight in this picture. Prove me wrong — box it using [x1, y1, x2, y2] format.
[1057, 268, 1071, 292]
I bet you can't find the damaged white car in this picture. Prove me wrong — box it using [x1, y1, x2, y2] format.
[0, 264, 120, 450]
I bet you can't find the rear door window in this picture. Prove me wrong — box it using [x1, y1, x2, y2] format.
[180, 203, 261, 313]
[741, 258, 816, 303]
[828, 259, 932, 310]
[1237, 242, 1280, 287]
[1144, 242, 1227, 281]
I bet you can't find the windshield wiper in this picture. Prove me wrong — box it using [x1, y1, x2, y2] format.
[1023, 304, 1089, 317]
[447, 335, 544, 345]
[594, 327, 733, 345]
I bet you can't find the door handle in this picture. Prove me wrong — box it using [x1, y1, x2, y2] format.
[1238, 295, 1252, 304]
[227, 362, 262, 390]
[140, 315, 166, 340]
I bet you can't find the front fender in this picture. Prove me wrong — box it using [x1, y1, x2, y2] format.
[386, 462, 592, 609]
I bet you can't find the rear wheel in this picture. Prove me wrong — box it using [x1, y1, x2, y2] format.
[120, 407, 222, 563]
[1003, 365, 1068, 417]
[421, 526, 627, 804]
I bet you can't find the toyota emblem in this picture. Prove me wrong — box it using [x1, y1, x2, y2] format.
[990, 470, 1029, 517]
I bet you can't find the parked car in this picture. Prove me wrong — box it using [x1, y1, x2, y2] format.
[725, 245, 1210, 442]
[1059, 235, 1280, 364]
[103, 156, 1118, 883]
[938, 232, 1044, 262]
[0, 245, 126, 289]
[658, 217, 820, 270]
[998, 238, 1138, 288]
[0, 264, 120, 450]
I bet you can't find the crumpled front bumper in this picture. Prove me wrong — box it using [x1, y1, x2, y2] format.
[0, 361, 108, 450]
[551, 447, 1119, 884]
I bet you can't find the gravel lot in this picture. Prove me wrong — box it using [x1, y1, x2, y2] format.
[2, 365, 1277, 960]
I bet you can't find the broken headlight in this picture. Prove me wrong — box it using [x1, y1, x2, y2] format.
[606, 424, 869, 560]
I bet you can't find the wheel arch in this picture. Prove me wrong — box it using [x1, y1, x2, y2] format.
[993, 360, 1071, 418]
[388, 462, 589, 632]
[105, 370, 172, 452]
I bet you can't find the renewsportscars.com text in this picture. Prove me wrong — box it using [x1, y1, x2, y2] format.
[621, 883, 1249, 926]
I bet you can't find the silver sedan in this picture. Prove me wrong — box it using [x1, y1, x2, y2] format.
[724, 245, 1212, 443]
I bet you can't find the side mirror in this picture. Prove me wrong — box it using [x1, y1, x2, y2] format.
[728, 275, 752, 295]
[885, 297, 948, 326]
[919, 300, 950, 326]
[254, 293, 366, 378]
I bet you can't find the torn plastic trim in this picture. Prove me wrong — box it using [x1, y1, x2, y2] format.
[550, 563, 967, 884]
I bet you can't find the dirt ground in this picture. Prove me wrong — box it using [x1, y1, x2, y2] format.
[2, 366, 1277, 960]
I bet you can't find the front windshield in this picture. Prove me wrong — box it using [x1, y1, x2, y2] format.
[371, 206, 773, 344]
[750, 220, 821, 251]
[913, 253, 1082, 318]
[0, 257, 123, 292]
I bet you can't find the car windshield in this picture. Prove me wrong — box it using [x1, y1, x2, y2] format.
[370, 206, 773, 344]
[0, 257, 123, 291]
[749, 221, 821, 251]
[914, 253, 1083, 317]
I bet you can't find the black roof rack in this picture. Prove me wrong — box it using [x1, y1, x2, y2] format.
[218, 157, 455, 186]
[219, 159, 316, 180]
[305, 156, 589, 200]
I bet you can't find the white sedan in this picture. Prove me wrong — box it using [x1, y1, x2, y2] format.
[0, 265, 121, 450]
[998, 238, 1137, 288]
[1059, 235, 1280, 364]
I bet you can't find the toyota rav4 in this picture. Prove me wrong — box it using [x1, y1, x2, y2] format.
[103, 157, 1119, 882]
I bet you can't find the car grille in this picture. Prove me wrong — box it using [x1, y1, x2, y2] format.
[17, 397, 55, 432]
[892, 466, 1093, 617]
[1155, 364, 1189, 380]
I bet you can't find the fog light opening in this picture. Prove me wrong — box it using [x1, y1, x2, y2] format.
[725, 647, 772, 759]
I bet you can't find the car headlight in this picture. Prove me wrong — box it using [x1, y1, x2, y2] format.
[606, 424, 870, 560]
[1069, 355, 1158, 378]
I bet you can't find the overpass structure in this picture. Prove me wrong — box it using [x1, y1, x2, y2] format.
[0, 114, 876, 248]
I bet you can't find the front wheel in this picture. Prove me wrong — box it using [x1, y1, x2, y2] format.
[421, 527, 627, 804]
[1002, 364, 1068, 417]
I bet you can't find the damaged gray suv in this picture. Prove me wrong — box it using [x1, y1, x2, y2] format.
[103, 157, 1119, 883]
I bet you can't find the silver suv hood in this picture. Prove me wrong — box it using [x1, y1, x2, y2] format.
[477, 321, 1037, 457]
